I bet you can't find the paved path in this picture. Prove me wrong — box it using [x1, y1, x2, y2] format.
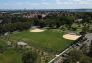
[86, 33, 92, 40]
[48, 46, 73, 63]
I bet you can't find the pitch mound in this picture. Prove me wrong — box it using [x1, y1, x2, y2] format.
[63, 34, 81, 40]
[30, 28, 45, 32]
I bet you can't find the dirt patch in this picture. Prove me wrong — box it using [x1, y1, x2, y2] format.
[63, 34, 81, 40]
[30, 28, 45, 32]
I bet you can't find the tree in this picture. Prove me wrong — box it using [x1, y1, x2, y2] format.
[88, 41, 92, 57]
[0, 45, 5, 53]
[81, 43, 89, 54]
[22, 51, 37, 63]
[80, 56, 92, 63]
[65, 50, 83, 63]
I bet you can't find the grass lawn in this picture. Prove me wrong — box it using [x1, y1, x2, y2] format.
[0, 38, 22, 63]
[0, 49, 22, 63]
[9, 29, 73, 53]
[0, 38, 7, 47]
[0, 29, 74, 63]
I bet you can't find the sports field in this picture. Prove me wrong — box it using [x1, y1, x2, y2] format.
[9, 29, 73, 53]
[0, 29, 74, 63]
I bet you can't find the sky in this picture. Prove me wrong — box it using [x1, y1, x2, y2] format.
[0, 0, 92, 9]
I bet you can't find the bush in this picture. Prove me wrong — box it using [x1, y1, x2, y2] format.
[22, 50, 37, 63]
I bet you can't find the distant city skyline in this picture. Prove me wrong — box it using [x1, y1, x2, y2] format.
[0, 0, 92, 9]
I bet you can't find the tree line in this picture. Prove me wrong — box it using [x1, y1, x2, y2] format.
[0, 12, 92, 35]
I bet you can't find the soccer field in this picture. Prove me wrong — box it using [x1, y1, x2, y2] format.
[9, 29, 73, 53]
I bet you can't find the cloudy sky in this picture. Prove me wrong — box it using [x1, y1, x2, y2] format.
[0, 0, 92, 9]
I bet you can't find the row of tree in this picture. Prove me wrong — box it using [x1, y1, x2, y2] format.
[0, 21, 32, 35]
[0, 12, 92, 35]
[63, 41, 92, 63]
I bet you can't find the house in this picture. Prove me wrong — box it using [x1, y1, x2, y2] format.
[75, 19, 83, 22]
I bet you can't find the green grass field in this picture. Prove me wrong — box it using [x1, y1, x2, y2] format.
[0, 49, 22, 63]
[9, 29, 73, 53]
[0, 38, 22, 63]
[0, 29, 74, 63]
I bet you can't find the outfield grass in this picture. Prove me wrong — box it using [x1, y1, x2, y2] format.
[9, 29, 73, 53]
